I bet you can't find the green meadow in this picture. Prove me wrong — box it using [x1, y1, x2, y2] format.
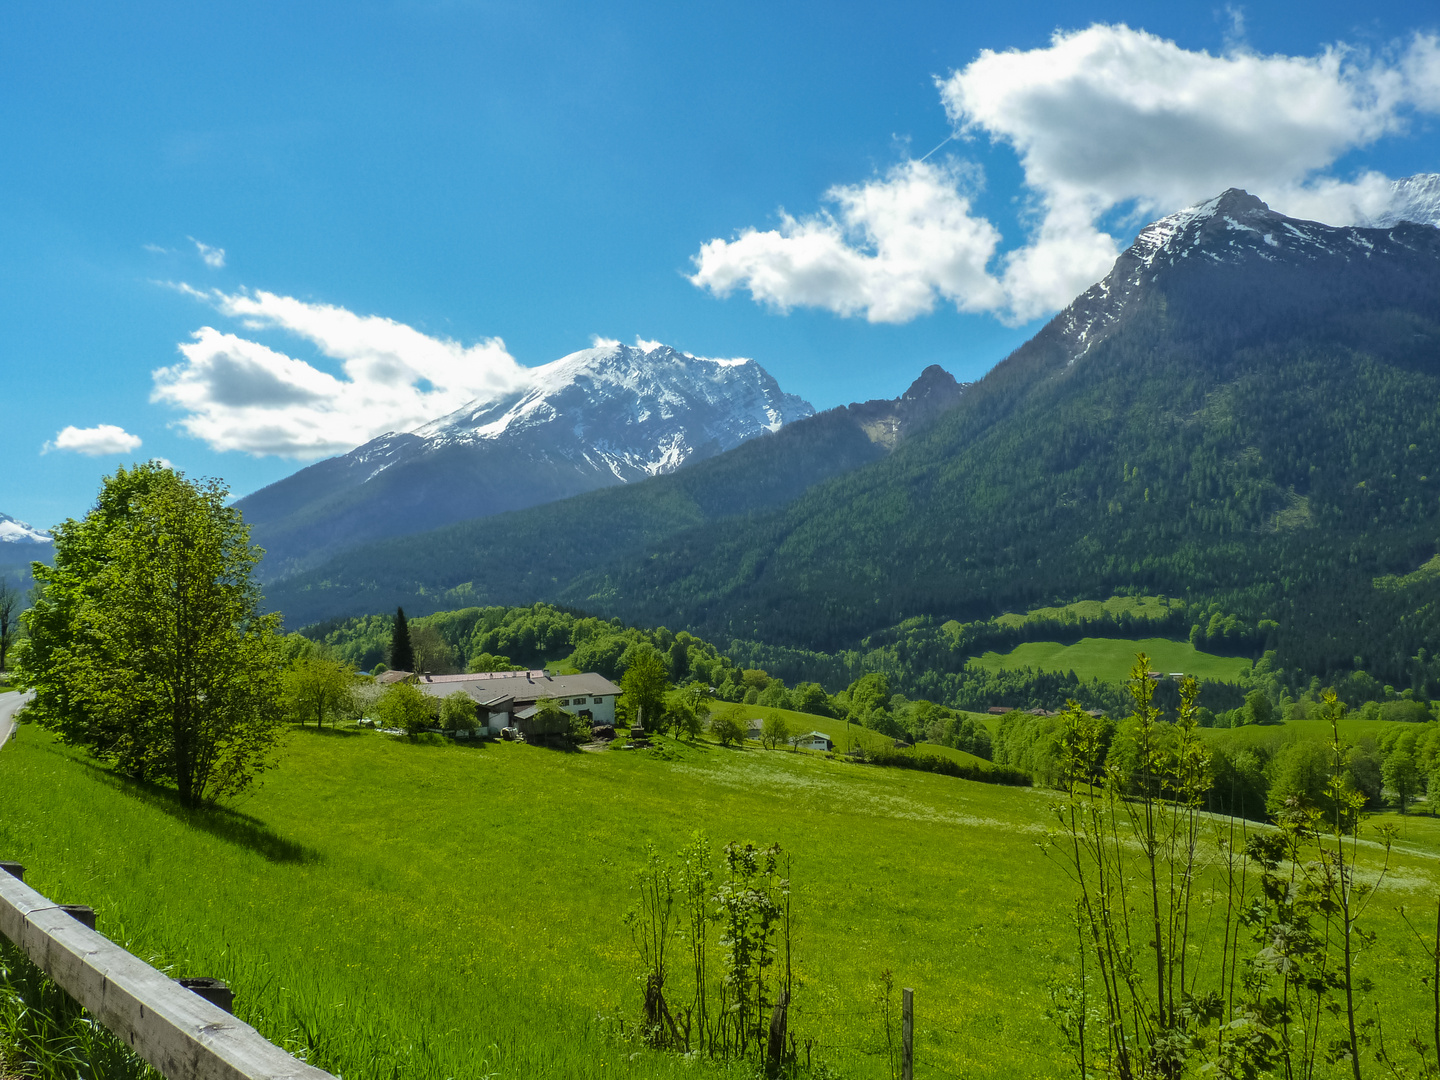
[2, 713, 1438, 1080]
[971, 636, 1253, 684]
[992, 594, 1180, 629]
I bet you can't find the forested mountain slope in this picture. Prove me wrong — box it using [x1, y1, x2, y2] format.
[268, 190, 1440, 686]
[264, 365, 966, 627]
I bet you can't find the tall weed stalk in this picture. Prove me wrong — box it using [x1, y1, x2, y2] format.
[1047, 659, 1391, 1079]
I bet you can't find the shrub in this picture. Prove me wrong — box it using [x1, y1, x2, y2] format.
[439, 690, 477, 732]
[861, 744, 1029, 786]
[1381, 699, 1432, 723]
[375, 681, 435, 734]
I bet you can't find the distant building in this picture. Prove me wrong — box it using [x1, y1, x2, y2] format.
[797, 731, 833, 752]
[987, 706, 1011, 715]
[391, 669, 622, 734]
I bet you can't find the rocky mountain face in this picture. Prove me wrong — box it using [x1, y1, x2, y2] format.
[237, 342, 813, 578]
[1369, 173, 1440, 229]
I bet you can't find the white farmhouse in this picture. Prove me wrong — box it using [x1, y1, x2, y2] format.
[405, 669, 622, 733]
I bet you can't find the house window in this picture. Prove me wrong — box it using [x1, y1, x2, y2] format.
[593, 697, 602, 704]
[558, 698, 570, 706]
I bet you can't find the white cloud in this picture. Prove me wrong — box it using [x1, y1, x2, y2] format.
[691, 159, 1003, 323]
[152, 289, 528, 458]
[693, 24, 1440, 324]
[43, 424, 143, 456]
[589, 335, 621, 349]
[189, 237, 226, 269]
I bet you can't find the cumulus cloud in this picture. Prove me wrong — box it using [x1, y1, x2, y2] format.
[190, 237, 226, 268]
[691, 159, 1003, 323]
[692, 24, 1440, 324]
[152, 289, 528, 457]
[43, 424, 143, 456]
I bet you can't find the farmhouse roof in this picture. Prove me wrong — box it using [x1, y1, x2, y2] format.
[412, 670, 622, 705]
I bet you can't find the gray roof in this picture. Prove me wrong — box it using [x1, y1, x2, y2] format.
[414, 670, 622, 705]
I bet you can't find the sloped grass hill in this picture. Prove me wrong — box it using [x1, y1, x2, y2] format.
[4, 717, 1440, 1080]
[972, 636, 1252, 684]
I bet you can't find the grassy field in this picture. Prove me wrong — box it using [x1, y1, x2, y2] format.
[704, 701, 999, 770]
[971, 636, 1252, 684]
[2, 716, 1437, 1080]
[992, 594, 1180, 629]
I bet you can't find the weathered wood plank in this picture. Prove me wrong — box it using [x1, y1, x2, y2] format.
[0, 871, 334, 1080]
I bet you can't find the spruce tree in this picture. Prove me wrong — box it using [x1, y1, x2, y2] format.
[390, 607, 415, 673]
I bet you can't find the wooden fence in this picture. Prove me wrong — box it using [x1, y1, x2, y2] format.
[0, 863, 335, 1080]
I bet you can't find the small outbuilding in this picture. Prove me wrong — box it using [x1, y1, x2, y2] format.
[797, 731, 834, 752]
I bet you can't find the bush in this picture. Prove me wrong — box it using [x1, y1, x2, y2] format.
[375, 681, 435, 734]
[861, 744, 1030, 786]
[439, 690, 478, 732]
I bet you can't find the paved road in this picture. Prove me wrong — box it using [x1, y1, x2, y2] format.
[0, 690, 33, 751]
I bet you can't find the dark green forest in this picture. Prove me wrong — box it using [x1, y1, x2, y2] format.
[267, 214, 1440, 703]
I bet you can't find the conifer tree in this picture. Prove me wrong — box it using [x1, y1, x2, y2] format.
[390, 607, 415, 673]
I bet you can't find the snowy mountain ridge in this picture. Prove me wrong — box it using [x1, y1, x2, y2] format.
[236, 340, 814, 578]
[0, 513, 51, 546]
[1056, 176, 1440, 364]
[332, 341, 812, 491]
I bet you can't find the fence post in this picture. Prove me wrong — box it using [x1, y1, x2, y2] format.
[901, 987, 913, 1080]
[60, 904, 96, 930]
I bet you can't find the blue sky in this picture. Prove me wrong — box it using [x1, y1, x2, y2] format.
[3, 0, 1439, 529]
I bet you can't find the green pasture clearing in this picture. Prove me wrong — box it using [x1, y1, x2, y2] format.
[1, 717, 1436, 1080]
[703, 702, 999, 771]
[993, 594, 1180, 629]
[971, 636, 1252, 684]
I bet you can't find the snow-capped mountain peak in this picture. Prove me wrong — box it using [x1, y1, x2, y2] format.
[0, 513, 51, 546]
[1054, 182, 1440, 365]
[1365, 174, 1440, 229]
[236, 339, 815, 576]
[406, 340, 812, 479]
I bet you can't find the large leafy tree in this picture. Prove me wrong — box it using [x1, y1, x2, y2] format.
[620, 645, 669, 730]
[284, 654, 355, 728]
[18, 464, 286, 805]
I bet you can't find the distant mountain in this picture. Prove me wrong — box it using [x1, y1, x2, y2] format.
[262, 365, 967, 626]
[0, 513, 50, 548]
[237, 342, 813, 578]
[0, 512, 52, 579]
[264, 185, 1440, 692]
[1367, 173, 1440, 229]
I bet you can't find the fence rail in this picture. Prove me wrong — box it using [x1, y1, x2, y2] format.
[0, 865, 334, 1080]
